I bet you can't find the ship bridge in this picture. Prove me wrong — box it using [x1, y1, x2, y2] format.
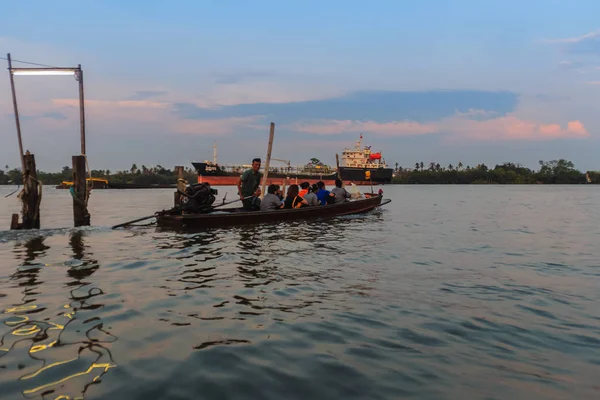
[341, 134, 387, 168]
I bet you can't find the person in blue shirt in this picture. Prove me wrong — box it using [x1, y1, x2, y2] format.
[315, 181, 335, 205]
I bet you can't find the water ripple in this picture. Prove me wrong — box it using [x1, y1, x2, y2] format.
[0, 186, 600, 399]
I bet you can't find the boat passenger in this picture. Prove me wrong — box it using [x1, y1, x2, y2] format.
[331, 178, 351, 203]
[299, 182, 310, 197]
[283, 184, 309, 209]
[237, 158, 263, 211]
[315, 181, 336, 205]
[303, 183, 320, 206]
[260, 184, 284, 211]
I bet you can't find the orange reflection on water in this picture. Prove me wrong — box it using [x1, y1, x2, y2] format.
[0, 232, 117, 399]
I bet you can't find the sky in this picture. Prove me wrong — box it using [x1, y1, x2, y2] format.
[1, 0, 599, 172]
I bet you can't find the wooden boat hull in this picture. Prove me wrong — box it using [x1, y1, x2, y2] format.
[156, 195, 390, 230]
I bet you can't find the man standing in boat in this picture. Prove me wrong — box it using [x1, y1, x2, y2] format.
[238, 158, 263, 210]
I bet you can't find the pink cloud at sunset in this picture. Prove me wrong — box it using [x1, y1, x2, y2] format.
[45, 97, 264, 136]
[52, 98, 168, 110]
[174, 116, 264, 135]
[12, 95, 592, 143]
[289, 114, 590, 141]
[290, 119, 438, 136]
[444, 115, 589, 141]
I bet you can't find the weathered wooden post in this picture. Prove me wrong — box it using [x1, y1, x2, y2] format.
[175, 166, 185, 207]
[260, 122, 275, 199]
[7, 53, 33, 230]
[336, 153, 341, 179]
[71, 65, 91, 227]
[10, 214, 19, 229]
[19, 152, 41, 229]
[72, 155, 90, 227]
[282, 178, 287, 198]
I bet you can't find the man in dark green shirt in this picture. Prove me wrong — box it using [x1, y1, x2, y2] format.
[237, 158, 263, 210]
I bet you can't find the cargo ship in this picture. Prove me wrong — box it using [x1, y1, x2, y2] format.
[338, 134, 394, 184]
[192, 136, 393, 186]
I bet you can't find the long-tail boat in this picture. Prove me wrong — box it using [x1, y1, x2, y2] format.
[55, 177, 108, 189]
[155, 194, 390, 230]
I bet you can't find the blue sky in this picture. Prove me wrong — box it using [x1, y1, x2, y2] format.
[1, 0, 599, 171]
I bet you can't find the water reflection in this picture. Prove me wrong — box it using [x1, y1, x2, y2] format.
[146, 213, 387, 352]
[236, 225, 277, 287]
[1, 232, 116, 399]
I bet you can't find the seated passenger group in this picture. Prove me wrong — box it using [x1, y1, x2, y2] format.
[238, 158, 352, 212]
[257, 179, 350, 211]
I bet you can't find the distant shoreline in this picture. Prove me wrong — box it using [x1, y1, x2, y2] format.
[0, 159, 598, 186]
[391, 160, 597, 185]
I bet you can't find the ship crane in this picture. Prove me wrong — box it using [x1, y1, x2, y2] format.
[271, 158, 291, 168]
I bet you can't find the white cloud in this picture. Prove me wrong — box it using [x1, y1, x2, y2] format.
[544, 29, 600, 44]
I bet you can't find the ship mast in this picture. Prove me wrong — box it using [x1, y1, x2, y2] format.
[213, 141, 217, 165]
[356, 134, 363, 150]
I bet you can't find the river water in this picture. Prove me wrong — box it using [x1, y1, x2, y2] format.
[0, 185, 599, 399]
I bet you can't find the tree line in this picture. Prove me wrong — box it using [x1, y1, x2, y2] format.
[0, 159, 598, 186]
[391, 159, 599, 184]
[0, 164, 198, 186]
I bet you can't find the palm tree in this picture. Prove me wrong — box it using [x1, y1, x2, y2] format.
[435, 163, 441, 171]
[428, 162, 435, 171]
[131, 163, 138, 174]
[395, 162, 399, 172]
[419, 161, 424, 171]
[448, 163, 454, 170]
[457, 161, 463, 171]
[414, 162, 420, 171]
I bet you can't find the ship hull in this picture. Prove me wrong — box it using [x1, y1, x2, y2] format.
[191, 162, 391, 186]
[339, 167, 393, 184]
[197, 174, 338, 186]
[192, 162, 339, 186]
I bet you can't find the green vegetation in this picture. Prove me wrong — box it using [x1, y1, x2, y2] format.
[392, 159, 599, 184]
[0, 159, 598, 186]
[0, 164, 197, 186]
[309, 158, 325, 166]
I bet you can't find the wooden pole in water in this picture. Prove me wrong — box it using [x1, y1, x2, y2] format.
[282, 178, 287, 198]
[22, 153, 40, 229]
[336, 153, 341, 179]
[77, 65, 86, 155]
[72, 155, 90, 227]
[72, 65, 90, 227]
[175, 166, 185, 206]
[10, 213, 20, 230]
[260, 122, 275, 200]
[7, 54, 25, 173]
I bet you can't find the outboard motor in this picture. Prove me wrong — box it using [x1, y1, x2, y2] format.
[180, 183, 217, 212]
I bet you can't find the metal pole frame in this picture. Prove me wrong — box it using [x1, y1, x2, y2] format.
[7, 53, 25, 173]
[76, 65, 86, 155]
[6, 55, 87, 158]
